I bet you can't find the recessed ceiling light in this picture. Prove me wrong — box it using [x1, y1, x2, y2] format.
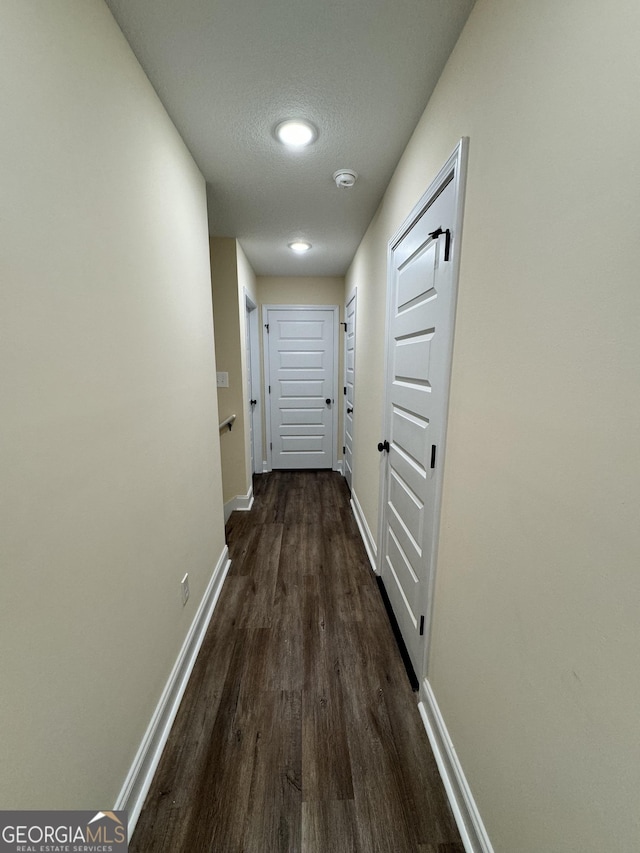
[275, 119, 317, 148]
[288, 241, 312, 254]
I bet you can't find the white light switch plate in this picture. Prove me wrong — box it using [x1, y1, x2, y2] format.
[216, 371, 229, 388]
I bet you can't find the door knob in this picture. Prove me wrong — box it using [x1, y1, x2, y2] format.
[250, 399, 257, 406]
[347, 407, 353, 414]
[326, 398, 331, 405]
[377, 440, 390, 453]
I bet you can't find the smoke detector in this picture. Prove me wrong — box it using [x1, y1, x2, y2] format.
[333, 169, 358, 188]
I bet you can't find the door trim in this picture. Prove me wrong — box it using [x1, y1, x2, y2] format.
[262, 304, 340, 472]
[377, 138, 469, 682]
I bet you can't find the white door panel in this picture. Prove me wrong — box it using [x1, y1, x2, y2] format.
[394, 334, 434, 383]
[389, 468, 425, 546]
[281, 435, 326, 452]
[279, 351, 325, 370]
[280, 408, 325, 426]
[396, 244, 438, 309]
[279, 379, 326, 397]
[277, 320, 325, 339]
[391, 406, 430, 470]
[389, 444, 430, 514]
[387, 528, 420, 621]
[266, 307, 336, 470]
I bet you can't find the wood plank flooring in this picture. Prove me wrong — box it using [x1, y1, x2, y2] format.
[130, 471, 463, 853]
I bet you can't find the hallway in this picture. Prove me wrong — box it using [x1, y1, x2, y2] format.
[130, 471, 463, 852]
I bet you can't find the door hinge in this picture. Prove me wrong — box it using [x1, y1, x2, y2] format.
[419, 615, 425, 636]
[343, 386, 347, 395]
[430, 445, 437, 469]
[269, 385, 271, 393]
[343, 446, 346, 454]
[428, 226, 452, 261]
[270, 442, 272, 450]
[342, 321, 347, 331]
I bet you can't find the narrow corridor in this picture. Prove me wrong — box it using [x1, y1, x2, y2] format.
[131, 471, 463, 852]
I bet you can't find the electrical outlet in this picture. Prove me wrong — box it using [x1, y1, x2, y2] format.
[216, 371, 229, 388]
[181, 573, 190, 606]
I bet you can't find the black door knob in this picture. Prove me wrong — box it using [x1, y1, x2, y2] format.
[377, 440, 390, 453]
[250, 399, 257, 406]
[326, 398, 331, 405]
[347, 407, 353, 414]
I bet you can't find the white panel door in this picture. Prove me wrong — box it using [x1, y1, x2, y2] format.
[266, 307, 336, 469]
[245, 297, 262, 475]
[380, 169, 460, 678]
[245, 304, 255, 475]
[343, 291, 356, 491]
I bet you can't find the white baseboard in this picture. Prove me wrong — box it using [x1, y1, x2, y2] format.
[224, 484, 254, 523]
[115, 545, 232, 837]
[350, 489, 377, 573]
[335, 459, 344, 475]
[419, 680, 494, 853]
[262, 460, 270, 474]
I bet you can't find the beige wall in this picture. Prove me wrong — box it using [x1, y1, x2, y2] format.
[210, 237, 252, 504]
[346, 218, 387, 533]
[0, 0, 225, 809]
[257, 276, 347, 464]
[257, 276, 346, 310]
[210, 239, 258, 505]
[236, 244, 259, 483]
[347, 0, 640, 850]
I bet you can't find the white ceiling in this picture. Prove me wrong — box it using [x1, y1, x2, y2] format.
[104, 0, 475, 276]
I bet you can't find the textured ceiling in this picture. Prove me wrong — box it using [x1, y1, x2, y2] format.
[104, 0, 475, 276]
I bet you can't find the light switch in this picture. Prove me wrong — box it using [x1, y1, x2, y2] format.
[216, 371, 229, 388]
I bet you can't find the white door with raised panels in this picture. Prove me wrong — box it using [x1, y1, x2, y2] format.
[378, 142, 467, 680]
[245, 293, 262, 475]
[343, 290, 356, 491]
[265, 306, 337, 470]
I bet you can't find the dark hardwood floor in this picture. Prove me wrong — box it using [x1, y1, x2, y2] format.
[130, 471, 464, 853]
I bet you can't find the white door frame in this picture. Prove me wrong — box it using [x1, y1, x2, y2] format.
[377, 138, 469, 681]
[262, 304, 340, 472]
[245, 291, 262, 474]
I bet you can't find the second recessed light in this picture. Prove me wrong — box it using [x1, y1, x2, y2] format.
[288, 241, 312, 254]
[276, 119, 317, 148]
